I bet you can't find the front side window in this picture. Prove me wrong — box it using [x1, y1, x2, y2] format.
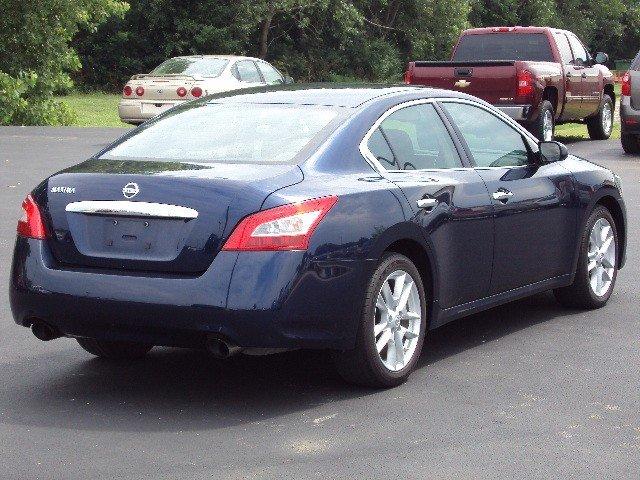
[151, 57, 229, 77]
[100, 103, 340, 164]
[257, 62, 284, 85]
[567, 35, 589, 66]
[366, 103, 462, 170]
[554, 33, 574, 65]
[235, 61, 263, 83]
[442, 102, 531, 168]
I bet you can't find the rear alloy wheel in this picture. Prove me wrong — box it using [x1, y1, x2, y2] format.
[77, 338, 153, 359]
[587, 94, 614, 140]
[332, 253, 427, 388]
[621, 134, 640, 154]
[554, 206, 618, 309]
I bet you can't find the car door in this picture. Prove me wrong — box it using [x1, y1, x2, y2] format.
[440, 100, 577, 295]
[567, 34, 601, 118]
[554, 32, 582, 120]
[362, 100, 494, 309]
[232, 60, 265, 88]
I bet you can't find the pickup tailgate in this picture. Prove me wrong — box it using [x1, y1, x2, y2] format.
[407, 61, 518, 104]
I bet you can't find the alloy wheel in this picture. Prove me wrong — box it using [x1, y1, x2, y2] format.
[543, 110, 554, 141]
[588, 218, 616, 297]
[602, 103, 613, 136]
[373, 269, 422, 371]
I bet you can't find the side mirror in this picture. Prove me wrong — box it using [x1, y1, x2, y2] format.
[283, 75, 294, 85]
[539, 141, 569, 163]
[594, 52, 609, 65]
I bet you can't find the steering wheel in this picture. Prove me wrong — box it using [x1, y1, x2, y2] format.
[403, 162, 417, 170]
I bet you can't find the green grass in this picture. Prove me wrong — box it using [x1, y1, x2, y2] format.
[57, 92, 127, 127]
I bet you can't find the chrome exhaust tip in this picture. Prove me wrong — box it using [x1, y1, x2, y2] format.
[205, 336, 241, 359]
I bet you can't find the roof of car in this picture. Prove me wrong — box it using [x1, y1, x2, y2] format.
[462, 26, 552, 35]
[208, 83, 471, 108]
[172, 55, 261, 61]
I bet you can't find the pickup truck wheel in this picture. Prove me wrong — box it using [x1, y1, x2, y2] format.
[529, 101, 555, 141]
[587, 94, 613, 140]
[621, 134, 640, 154]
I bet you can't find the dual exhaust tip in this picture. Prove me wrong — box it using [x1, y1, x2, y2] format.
[30, 320, 241, 359]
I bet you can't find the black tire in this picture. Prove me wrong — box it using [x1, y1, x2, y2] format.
[331, 253, 427, 388]
[621, 134, 640, 154]
[587, 94, 614, 140]
[528, 100, 555, 141]
[554, 206, 618, 309]
[77, 338, 153, 359]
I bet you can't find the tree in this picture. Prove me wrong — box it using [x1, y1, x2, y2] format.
[0, 0, 127, 125]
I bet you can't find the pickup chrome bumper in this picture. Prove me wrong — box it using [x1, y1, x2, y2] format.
[495, 105, 532, 121]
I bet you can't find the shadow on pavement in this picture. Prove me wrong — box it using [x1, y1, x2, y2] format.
[0, 292, 569, 433]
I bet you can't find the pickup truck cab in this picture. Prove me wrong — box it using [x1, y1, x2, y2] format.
[405, 26, 615, 141]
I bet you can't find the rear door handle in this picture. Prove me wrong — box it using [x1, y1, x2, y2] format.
[417, 198, 438, 210]
[581, 72, 587, 78]
[492, 190, 514, 202]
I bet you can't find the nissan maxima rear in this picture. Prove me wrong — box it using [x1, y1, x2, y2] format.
[10, 85, 626, 387]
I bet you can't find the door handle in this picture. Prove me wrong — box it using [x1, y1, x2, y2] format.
[417, 198, 438, 209]
[492, 189, 514, 202]
[581, 72, 587, 78]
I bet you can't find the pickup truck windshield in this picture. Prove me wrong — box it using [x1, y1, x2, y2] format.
[453, 33, 554, 62]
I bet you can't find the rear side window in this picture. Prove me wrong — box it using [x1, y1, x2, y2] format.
[100, 103, 340, 164]
[235, 61, 262, 83]
[554, 33, 574, 64]
[366, 103, 462, 170]
[442, 102, 531, 168]
[453, 33, 554, 62]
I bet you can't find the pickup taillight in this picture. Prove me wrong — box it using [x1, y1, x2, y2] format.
[621, 71, 631, 96]
[516, 70, 534, 99]
[404, 65, 413, 84]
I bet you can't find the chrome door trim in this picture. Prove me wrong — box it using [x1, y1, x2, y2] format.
[65, 201, 198, 219]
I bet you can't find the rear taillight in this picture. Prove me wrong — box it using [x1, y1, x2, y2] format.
[403, 70, 412, 84]
[517, 70, 534, 98]
[123, 85, 132, 96]
[191, 86, 203, 98]
[176, 87, 187, 97]
[135, 86, 144, 96]
[17, 195, 47, 239]
[222, 196, 338, 251]
[622, 71, 631, 96]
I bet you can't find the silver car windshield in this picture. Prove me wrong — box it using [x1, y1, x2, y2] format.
[100, 103, 340, 164]
[151, 58, 229, 77]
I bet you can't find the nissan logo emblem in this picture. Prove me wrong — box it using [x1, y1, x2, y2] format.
[122, 182, 139, 198]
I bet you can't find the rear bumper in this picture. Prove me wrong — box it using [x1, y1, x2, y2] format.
[495, 104, 532, 121]
[118, 99, 186, 124]
[9, 237, 368, 350]
[620, 96, 640, 135]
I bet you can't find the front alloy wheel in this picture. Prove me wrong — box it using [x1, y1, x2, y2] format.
[554, 205, 618, 309]
[332, 253, 427, 388]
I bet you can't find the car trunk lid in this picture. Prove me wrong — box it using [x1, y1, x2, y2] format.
[38, 159, 303, 274]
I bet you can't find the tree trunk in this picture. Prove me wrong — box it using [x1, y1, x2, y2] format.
[259, 3, 277, 59]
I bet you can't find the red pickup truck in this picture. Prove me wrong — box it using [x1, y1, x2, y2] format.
[405, 26, 615, 141]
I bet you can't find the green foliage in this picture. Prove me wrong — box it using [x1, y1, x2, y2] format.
[0, 0, 127, 125]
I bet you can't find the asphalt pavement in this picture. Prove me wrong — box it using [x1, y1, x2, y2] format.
[1, 127, 639, 480]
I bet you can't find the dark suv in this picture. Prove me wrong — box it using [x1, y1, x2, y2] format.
[621, 52, 640, 154]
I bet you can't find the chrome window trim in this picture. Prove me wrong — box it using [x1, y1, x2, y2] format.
[65, 201, 198, 220]
[359, 97, 540, 175]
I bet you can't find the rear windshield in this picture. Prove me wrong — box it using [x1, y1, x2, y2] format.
[151, 57, 229, 77]
[100, 103, 341, 164]
[454, 33, 554, 62]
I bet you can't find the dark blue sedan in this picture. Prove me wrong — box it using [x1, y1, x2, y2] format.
[10, 85, 627, 387]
